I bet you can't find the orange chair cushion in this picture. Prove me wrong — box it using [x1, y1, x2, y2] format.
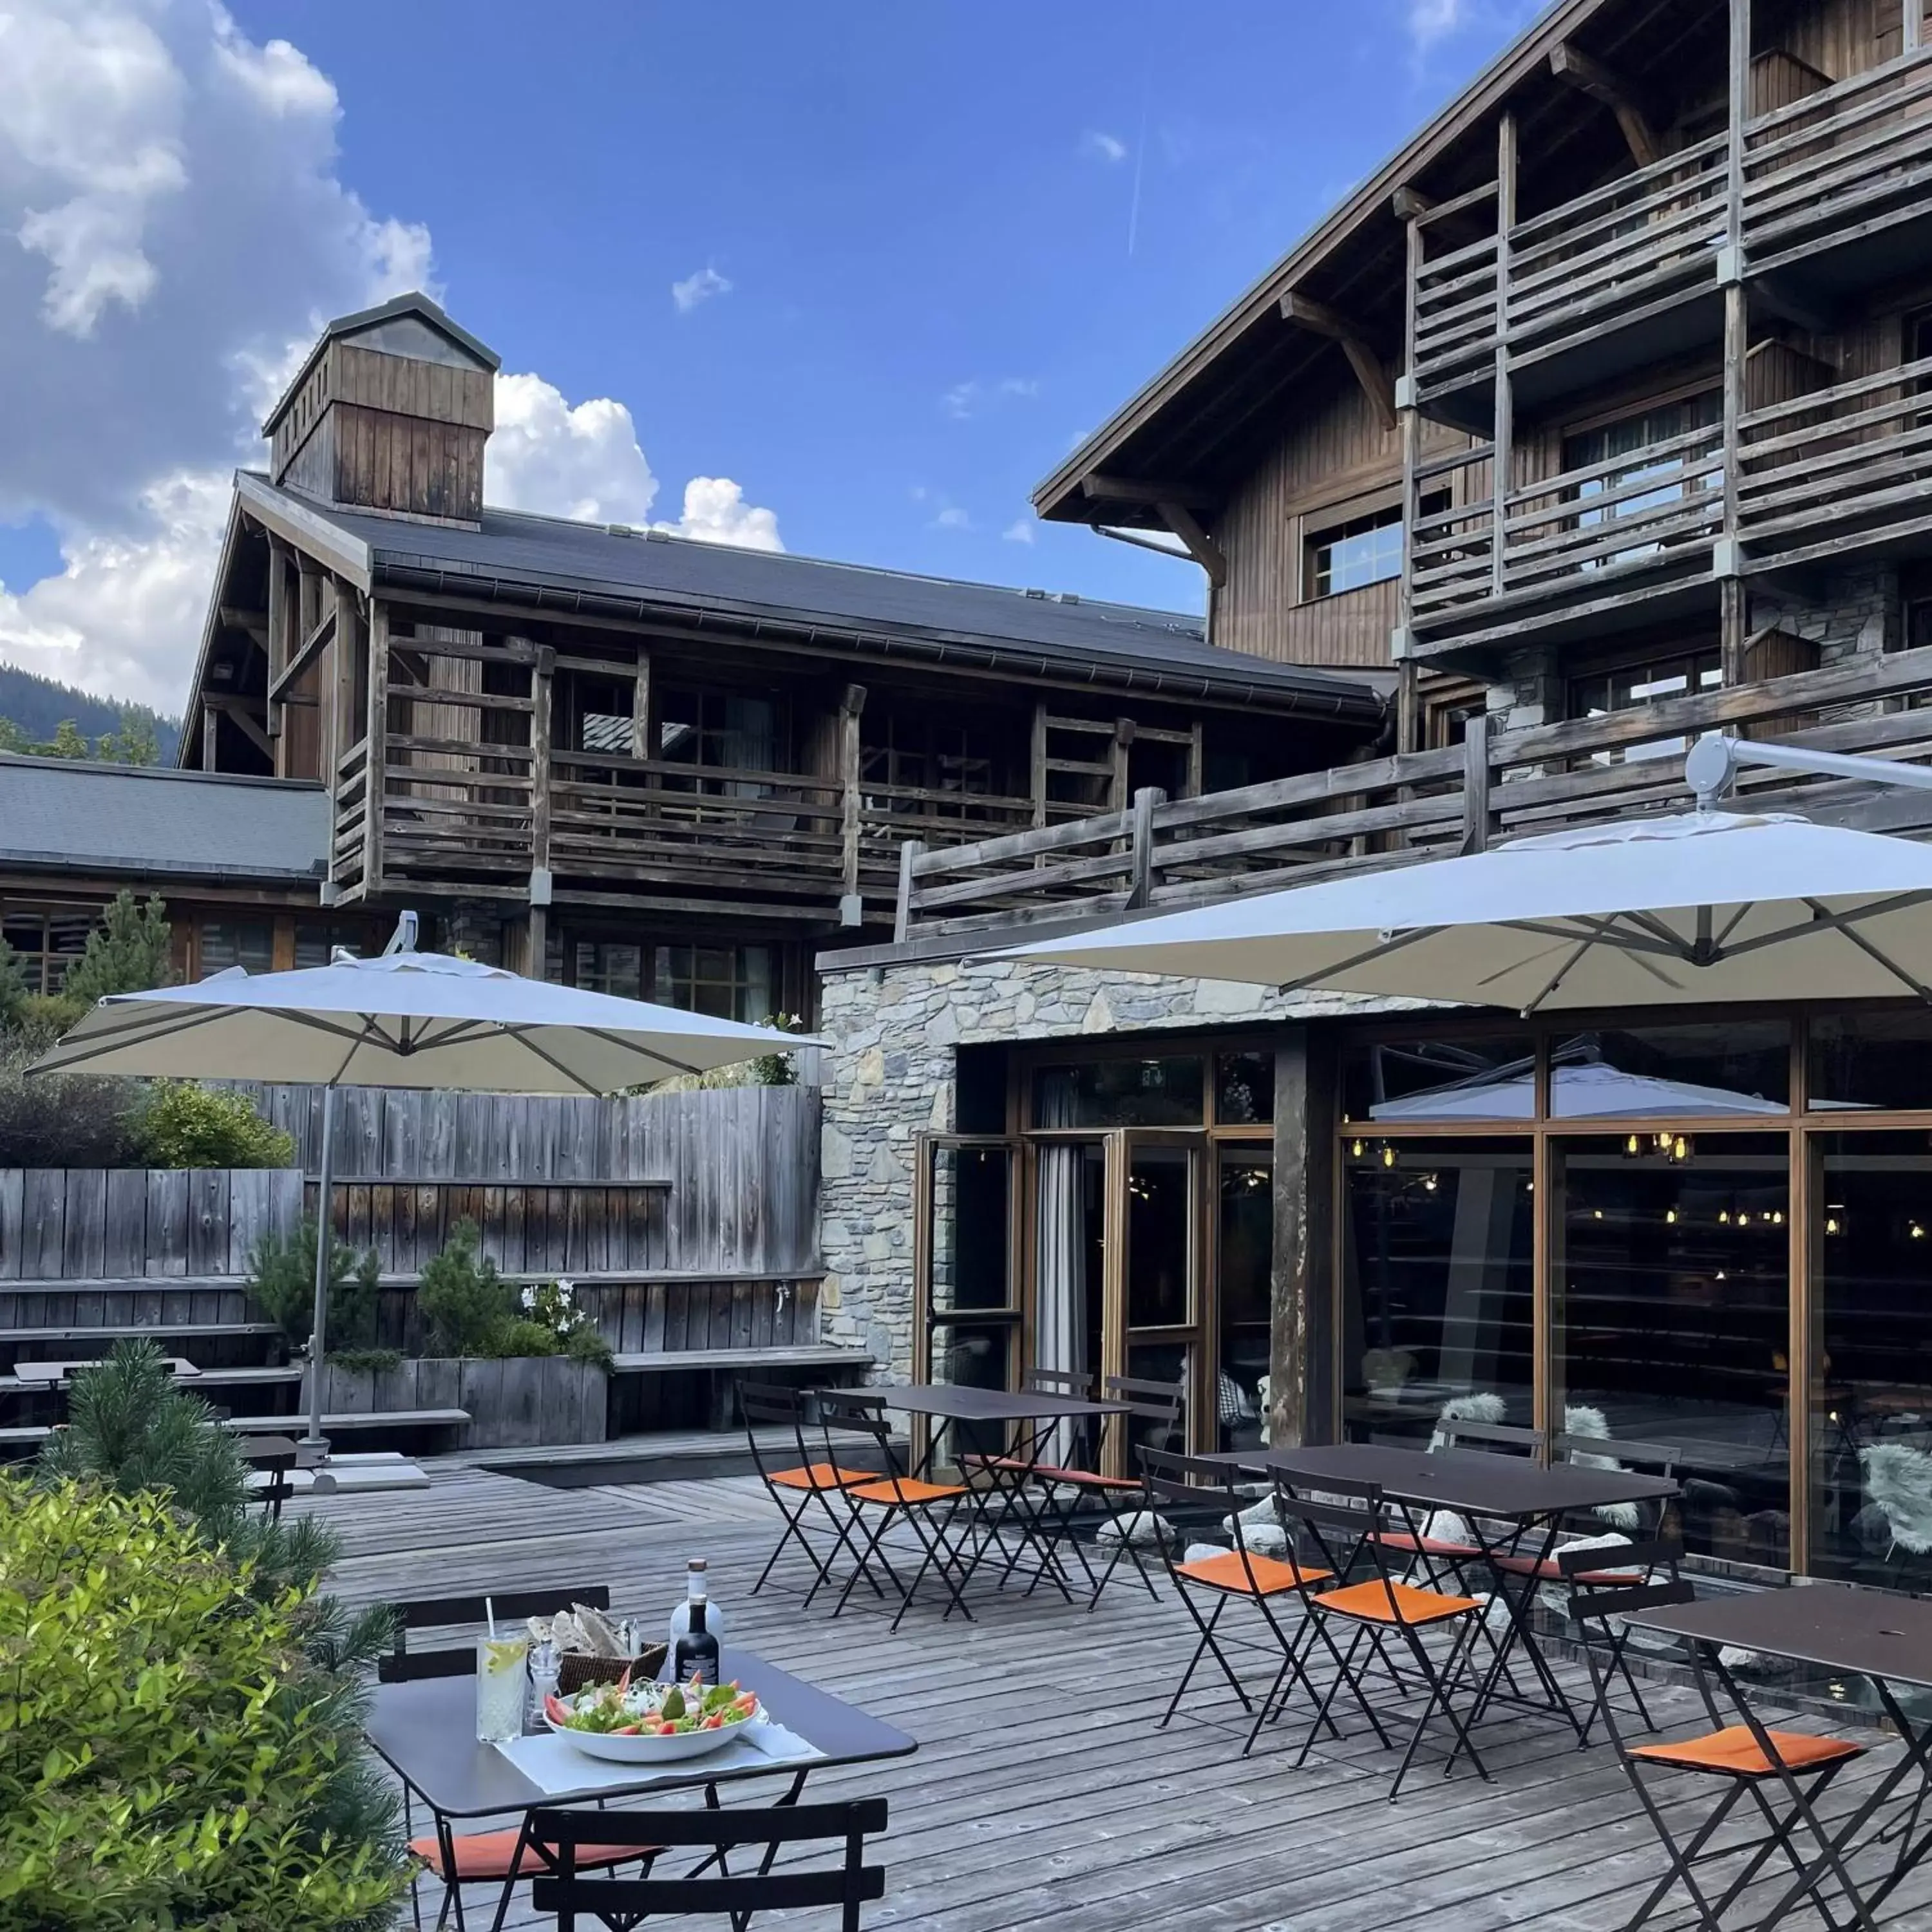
[1315, 1578, 1484, 1625]
[769, 1463, 873, 1492]
[846, 1475, 967, 1506]
[988, 1457, 1139, 1492]
[1370, 1530, 1481, 1559]
[409, 1830, 652, 1881]
[1629, 1726, 1864, 1778]
[1176, 1548, 1332, 1596]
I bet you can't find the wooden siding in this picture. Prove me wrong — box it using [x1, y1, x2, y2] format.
[1215, 377, 1475, 668]
[1774, 0, 1912, 82]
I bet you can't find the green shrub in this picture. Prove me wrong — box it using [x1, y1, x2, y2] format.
[0, 1032, 138, 1168]
[0, 938, 24, 1033]
[247, 1218, 382, 1352]
[326, 1346, 404, 1374]
[474, 1318, 560, 1358]
[61, 889, 173, 1007]
[415, 1218, 517, 1356]
[133, 1081, 296, 1169]
[562, 1323, 616, 1370]
[0, 1475, 408, 1931]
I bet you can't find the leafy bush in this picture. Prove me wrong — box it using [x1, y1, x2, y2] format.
[415, 1218, 517, 1356]
[61, 889, 173, 1007]
[750, 1010, 808, 1086]
[0, 1032, 138, 1168]
[515, 1278, 613, 1368]
[563, 1323, 616, 1370]
[0, 1475, 408, 1931]
[475, 1318, 564, 1359]
[132, 1080, 296, 1170]
[0, 938, 24, 1033]
[326, 1346, 403, 1374]
[247, 1218, 382, 1352]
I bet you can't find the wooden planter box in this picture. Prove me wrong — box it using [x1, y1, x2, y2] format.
[310, 1356, 608, 1448]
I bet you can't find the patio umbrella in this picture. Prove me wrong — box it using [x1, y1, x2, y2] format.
[32, 920, 823, 1450]
[996, 808, 1932, 1014]
[1369, 1062, 1795, 1121]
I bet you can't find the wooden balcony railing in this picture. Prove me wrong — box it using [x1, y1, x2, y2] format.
[1739, 349, 1932, 571]
[1410, 133, 1727, 407]
[896, 647, 1932, 940]
[1410, 425, 1722, 632]
[1742, 46, 1932, 281]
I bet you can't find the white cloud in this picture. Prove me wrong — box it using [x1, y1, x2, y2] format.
[941, 381, 980, 421]
[998, 377, 1039, 399]
[1408, 0, 1466, 48]
[671, 265, 732, 313]
[662, 478, 784, 553]
[931, 506, 972, 531]
[0, 1, 784, 714]
[1001, 518, 1036, 545]
[1081, 129, 1128, 164]
[942, 376, 1039, 420]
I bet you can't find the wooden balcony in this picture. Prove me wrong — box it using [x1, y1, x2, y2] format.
[1742, 46, 1932, 297]
[1738, 349, 1932, 573]
[1410, 134, 1728, 428]
[895, 647, 1932, 941]
[1409, 427, 1722, 651]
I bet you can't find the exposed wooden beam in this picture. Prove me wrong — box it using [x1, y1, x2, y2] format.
[1549, 41, 1659, 167]
[1390, 186, 1434, 220]
[218, 605, 271, 653]
[1079, 473, 1217, 510]
[202, 694, 275, 762]
[1278, 292, 1396, 432]
[270, 598, 337, 704]
[1155, 500, 1228, 590]
[200, 705, 220, 772]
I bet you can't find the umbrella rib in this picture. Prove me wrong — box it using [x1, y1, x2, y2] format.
[1806, 898, 1932, 1003]
[1714, 902, 1756, 949]
[1276, 925, 1443, 997]
[1517, 933, 1600, 1017]
[577, 1025, 708, 1079]
[1495, 918, 1686, 961]
[25, 1000, 240, 1075]
[1714, 889, 1932, 961]
[497, 1025, 618, 1097]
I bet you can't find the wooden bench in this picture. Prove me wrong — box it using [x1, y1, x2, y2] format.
[0, 1321, 281, 1343]
[1, 1408, 472, 1453]
[611, 1345, 873, 1374]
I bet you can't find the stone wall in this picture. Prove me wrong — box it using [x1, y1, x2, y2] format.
[815, 955, 1397, 1380]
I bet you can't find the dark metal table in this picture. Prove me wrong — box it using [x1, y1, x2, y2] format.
[1223, 1443, 1680, 1742]
[366, 1649, 916, 1930]
[1629, 1586, 1932, 1931]
[866, 1385, 1133, 1605]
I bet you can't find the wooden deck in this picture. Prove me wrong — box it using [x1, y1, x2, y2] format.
[302, 1463, 1932, 1931]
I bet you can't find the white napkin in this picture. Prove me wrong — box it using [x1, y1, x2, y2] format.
[742, 1719, 815, 1762]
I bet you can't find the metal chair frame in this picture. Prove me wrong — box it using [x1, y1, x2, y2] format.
[737, 1381, 880, 1608]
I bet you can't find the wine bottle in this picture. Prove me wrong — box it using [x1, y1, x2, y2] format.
[672, 1558, 720, 1687]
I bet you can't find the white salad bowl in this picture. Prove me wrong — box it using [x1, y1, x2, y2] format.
[545, 1696, 763, 1763]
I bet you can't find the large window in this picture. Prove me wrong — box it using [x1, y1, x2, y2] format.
[570, 939, 776, 1022]
[1564, 390, 1722, 569]
[1568, 646, 1723, 764]
[1, 904, 94, 994]
[198, 918, 273, 978]
[1307, 504, 1404, 598]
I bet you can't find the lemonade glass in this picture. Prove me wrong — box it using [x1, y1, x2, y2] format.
[476, 1634, 529, 1742]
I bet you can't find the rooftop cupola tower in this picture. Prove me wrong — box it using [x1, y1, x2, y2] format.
[261, 291, 499, 528]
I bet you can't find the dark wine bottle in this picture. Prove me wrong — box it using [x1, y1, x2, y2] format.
[672, 1562, 720, 1686]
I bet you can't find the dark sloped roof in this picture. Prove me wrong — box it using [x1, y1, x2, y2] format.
[0, 756, 328, 883]
[246, 477, 1389, 719]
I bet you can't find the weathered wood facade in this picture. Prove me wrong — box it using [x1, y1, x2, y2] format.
[175, 294, 1388, 1015]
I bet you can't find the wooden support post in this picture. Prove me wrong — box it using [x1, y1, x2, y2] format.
[264, 536, 289, 746]
[1270, 1027, 1337, 1450]
[1728, 0, 1750, 245]
[1459, 712, 1493, 854]
[1491, 113, 1517, 601]
[838, 683, 868, 904]
[1721, 574, 1748, 690]
[331, 589, 361, 768]
[1910, 0, 1923, 53]
[1109, 719, 1133, 813]
[1397, 210, 1423, 753]
[894, 840, 925, 945]
[363, 601, 389, 895]
[1185, 721, 1204, 800]
[530, 645, 554, 876]
[201, 703, 220, 772]
[1030, 703, 1050, 829]
[1126, 786, 1163, 909]
[630, 647, 654, 761]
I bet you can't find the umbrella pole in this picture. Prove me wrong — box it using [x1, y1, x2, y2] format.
[301, 1084, 338, 1455]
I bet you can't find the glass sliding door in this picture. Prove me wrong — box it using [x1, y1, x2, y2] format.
[1216, 1148, 1273, 1452]
[1116, 1133, 1204, 1469]
[1553, 1133, 1790, 1567]
[1340, 1137, 1535, 1447]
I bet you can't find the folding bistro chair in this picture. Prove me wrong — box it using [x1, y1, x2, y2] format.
[1358, 1421, 1545, 1594]
[530, 1799, 888, 1932]
[1554, 1430, 1681, 1543]
[1139, 1448, 1349, 1756]
[1272, 1478, 1493, 1801]
[1078, 1375, 1187, 1607]
[816, 1392, 976, 1630]
[737, 1381, 878, 1605]
[381, 1584, 654, 1932]
[1560, 1537, 1681, 1748]
[1575, 1575, 1868, 1932]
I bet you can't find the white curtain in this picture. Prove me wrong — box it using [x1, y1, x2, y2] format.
[1034, 1074, 1085, 1463]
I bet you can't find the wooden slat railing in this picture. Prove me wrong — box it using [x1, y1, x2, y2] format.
[1743, 44, 1932, 279]
[896, 646, 1932, 938]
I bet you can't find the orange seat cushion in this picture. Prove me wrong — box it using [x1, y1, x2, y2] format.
[846, 1475, 967, 1506]
[1492, 1551, 1642, 1585]
[769, 1463, 873, 1492]
[1315, 1578, 1484, 1625]
[1176, 1549, 1332, 1596]
[409, 1830, 652, 1882]
[1370, 1530, 1481, 1558]
[989, 1458, 1138, 1491]
[1630, 1726, 1864, 1778]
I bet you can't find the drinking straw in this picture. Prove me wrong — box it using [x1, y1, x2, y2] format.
[486, 1596, 498, 1640]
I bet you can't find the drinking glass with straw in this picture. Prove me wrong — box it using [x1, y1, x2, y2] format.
[475, 1593, 528, 1743]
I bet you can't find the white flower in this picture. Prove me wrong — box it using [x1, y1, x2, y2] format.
[520, 1286, 536, 1311]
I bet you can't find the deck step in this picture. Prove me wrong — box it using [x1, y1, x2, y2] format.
[611, 1345, 871, 1373]
[0, 1322, 281, 1343]
[225, 1408, 470, 1434]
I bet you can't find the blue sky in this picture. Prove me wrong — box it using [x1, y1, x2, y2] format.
[226, 0, 1533, 607]
[0, 0, 1538, 710]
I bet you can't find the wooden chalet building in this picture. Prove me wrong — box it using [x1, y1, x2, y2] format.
[815, 0, 1932, 1592]
[169, 292, 1388, 1021]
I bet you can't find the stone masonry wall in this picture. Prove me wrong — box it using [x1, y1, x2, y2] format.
[816, 957, 1401, 1381]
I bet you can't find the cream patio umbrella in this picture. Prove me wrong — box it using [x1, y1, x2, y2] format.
[32, 917, 822, 1452]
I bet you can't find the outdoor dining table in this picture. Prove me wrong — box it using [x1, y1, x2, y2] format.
[1627, 1585, 1932, 1931]
[365, 1647, 916, 1931]
[1220, 1442, 1681, 1743]
[863, 1384, 1134, 1605]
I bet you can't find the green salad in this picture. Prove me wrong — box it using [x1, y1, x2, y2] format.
[544, 1672, 761, 1737]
